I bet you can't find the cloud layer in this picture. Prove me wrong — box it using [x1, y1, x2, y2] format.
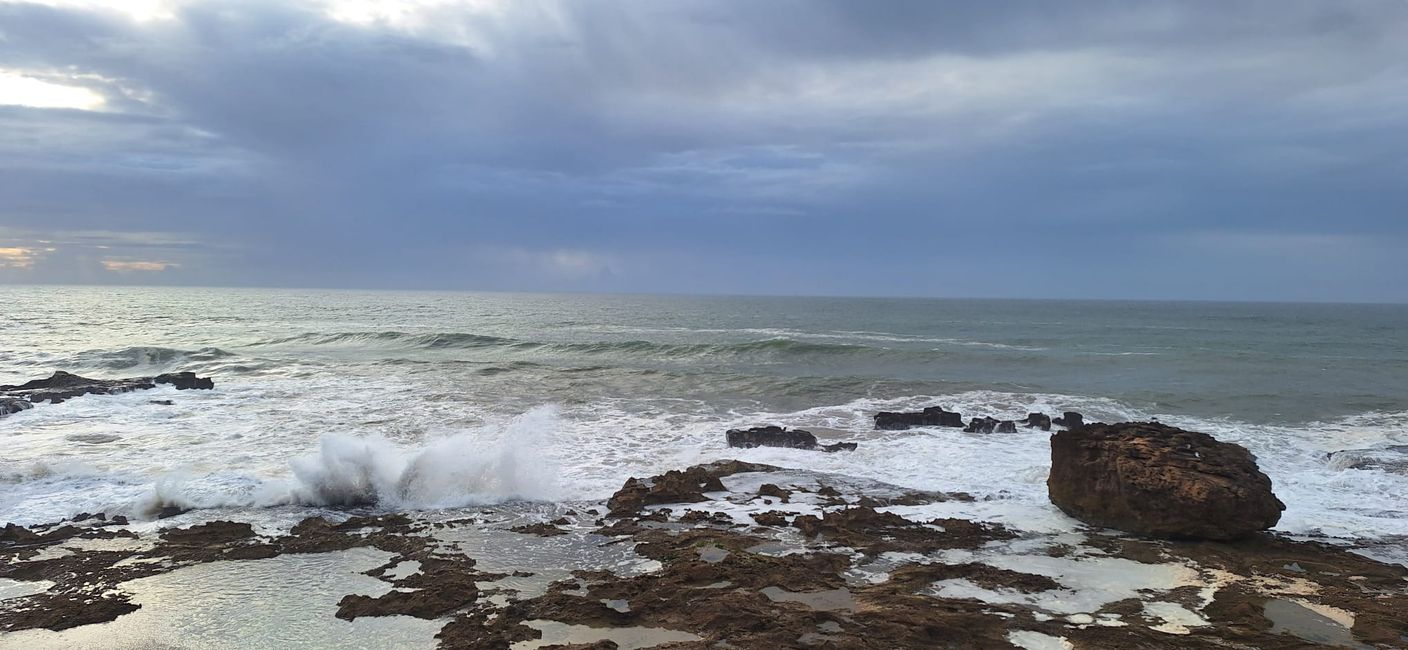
[1, 0, 1406, 300]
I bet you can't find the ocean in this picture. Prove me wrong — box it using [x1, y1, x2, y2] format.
[2, 286, 1406, 549]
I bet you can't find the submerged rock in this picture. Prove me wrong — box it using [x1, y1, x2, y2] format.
[874, 406, 964, 430]
[725, 426, 856, 453]
[0, 397, 32, 416]
[1048, 422, 1285, 539]
[1327, 445, 1408, 474]
[0, 370, 214, 411]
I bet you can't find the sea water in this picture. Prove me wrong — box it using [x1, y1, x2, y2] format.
[1, 286, 1405, 553]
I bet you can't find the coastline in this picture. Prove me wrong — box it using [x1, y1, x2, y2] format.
[3, 460, 1406, 649]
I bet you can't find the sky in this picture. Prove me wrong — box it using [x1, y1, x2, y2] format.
[0, 0, 1406, 301]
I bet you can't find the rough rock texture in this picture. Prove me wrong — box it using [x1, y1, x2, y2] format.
[725, 426, 856, 452]
[153, 371, 215, 390]
[1052, 411, 1084, 429]
[963, 416, 1016, 434]
[1049, 422, 1285, 539]
[874, 406, 964, 430]
[0, 370, 214, 410]
[4, 461, 1407, 649]
[1023, 412, 1052, 431]
[606, 460, 774, 517]
[0, 397, 32, 416]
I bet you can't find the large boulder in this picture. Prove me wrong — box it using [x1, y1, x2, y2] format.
[874, 406, 964, 430]
[1048, 422, 1284, 540]
[726, 426, 856, 453]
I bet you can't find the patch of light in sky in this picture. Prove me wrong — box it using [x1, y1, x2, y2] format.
[0, 71, 106, 110]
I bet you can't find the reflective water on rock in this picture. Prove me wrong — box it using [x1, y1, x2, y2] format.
[759, 586, 855, 612]
[0, 548, 440, 650]
[1264, 599, 1367, 648]
[511, 620, 701, 650]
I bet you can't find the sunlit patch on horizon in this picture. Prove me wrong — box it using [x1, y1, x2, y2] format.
[102, 260, 176, 272]
[0, 71, 106, 110]
[0, 247, 39, 269]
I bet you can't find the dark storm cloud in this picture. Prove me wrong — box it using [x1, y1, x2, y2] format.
[0, 0, 1405, 300]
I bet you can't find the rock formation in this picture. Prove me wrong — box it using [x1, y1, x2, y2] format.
[1048, 422, 1284, 539]
[874, 406, 963, 430]
[725, 426, 856, 452]
[0, 370, 213, 415]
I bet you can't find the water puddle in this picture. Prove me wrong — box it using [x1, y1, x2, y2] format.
[511, 620, 701, 650]
[1264, 599, 1367, 648]
[759, 586, 855, 612]
[697, 545, 729, 563]
[0, 547, 441, 650]
[0, 578, 52, 601]
[1007, 630, 1074, 649]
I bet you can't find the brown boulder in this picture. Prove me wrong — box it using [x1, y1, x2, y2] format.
[1048, 422, 1284, 539]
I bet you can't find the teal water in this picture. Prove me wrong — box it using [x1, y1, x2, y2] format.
[3, 287, 1405, 423]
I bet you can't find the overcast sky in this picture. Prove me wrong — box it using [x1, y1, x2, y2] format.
[1, 1, 1405, 301]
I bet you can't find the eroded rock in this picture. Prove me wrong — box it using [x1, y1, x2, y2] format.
[874, 406, 964, 430]
[0, 370, 214, 411]
[1049, 422, 1285, 539]
[725, 426, 857, 453]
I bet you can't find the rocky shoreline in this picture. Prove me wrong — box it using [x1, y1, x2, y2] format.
[1, 380, 1405, 648]
[3, 457, 1406, 648]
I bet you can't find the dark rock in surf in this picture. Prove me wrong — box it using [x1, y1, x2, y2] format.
[0, 370, 213, 412]
[995, 420, 1017, 433]
[874, 406, 964, 430]
[1022, 413, 1051, 431]
[0, 398, 32, 416]
[1048, 421, 1284, 540]
[726, 426, 857, 453]
[1052, 411, 1084, 429]
[154, 372, 214, 391]
[1326, 446, 1408, 474]
[727, 426, 817, 450]
[963, 417, 999, 434]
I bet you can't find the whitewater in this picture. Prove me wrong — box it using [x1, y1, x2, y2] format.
[1, 286, 1406, 561]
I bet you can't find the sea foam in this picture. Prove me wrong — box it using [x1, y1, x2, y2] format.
[257, 405, 564, 509]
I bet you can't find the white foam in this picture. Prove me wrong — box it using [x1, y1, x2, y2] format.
[1006, 630, 1073, 650]
[258, 405, 564, 509]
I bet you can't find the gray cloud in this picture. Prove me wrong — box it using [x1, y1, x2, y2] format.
[0, 0, 1405, 300]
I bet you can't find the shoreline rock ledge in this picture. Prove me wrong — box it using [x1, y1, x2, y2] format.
[1048, 421, 1285, 540]
[0, 370, 214, 414]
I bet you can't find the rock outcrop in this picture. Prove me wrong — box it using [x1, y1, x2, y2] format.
[962, 417, 1017, 434]
[0, 398, 32, 416]
[1022, 412, 1051, 431]
[725, 426, 856, 453]
[1052, 411, 1084, 429]
[1048, 422, 1284, 539]
[874, 406, 963, 430]
[0, 370, 213, 414]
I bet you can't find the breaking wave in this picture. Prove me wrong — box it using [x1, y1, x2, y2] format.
[255, 405, 564, 509]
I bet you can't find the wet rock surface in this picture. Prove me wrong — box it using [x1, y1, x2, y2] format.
[1049, 421, 1286, 540]
[2, 461, 1405, 649]
[874, 406, 964, 430]
[0, 370, 213, 412]
[725, 425, 857, 452]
